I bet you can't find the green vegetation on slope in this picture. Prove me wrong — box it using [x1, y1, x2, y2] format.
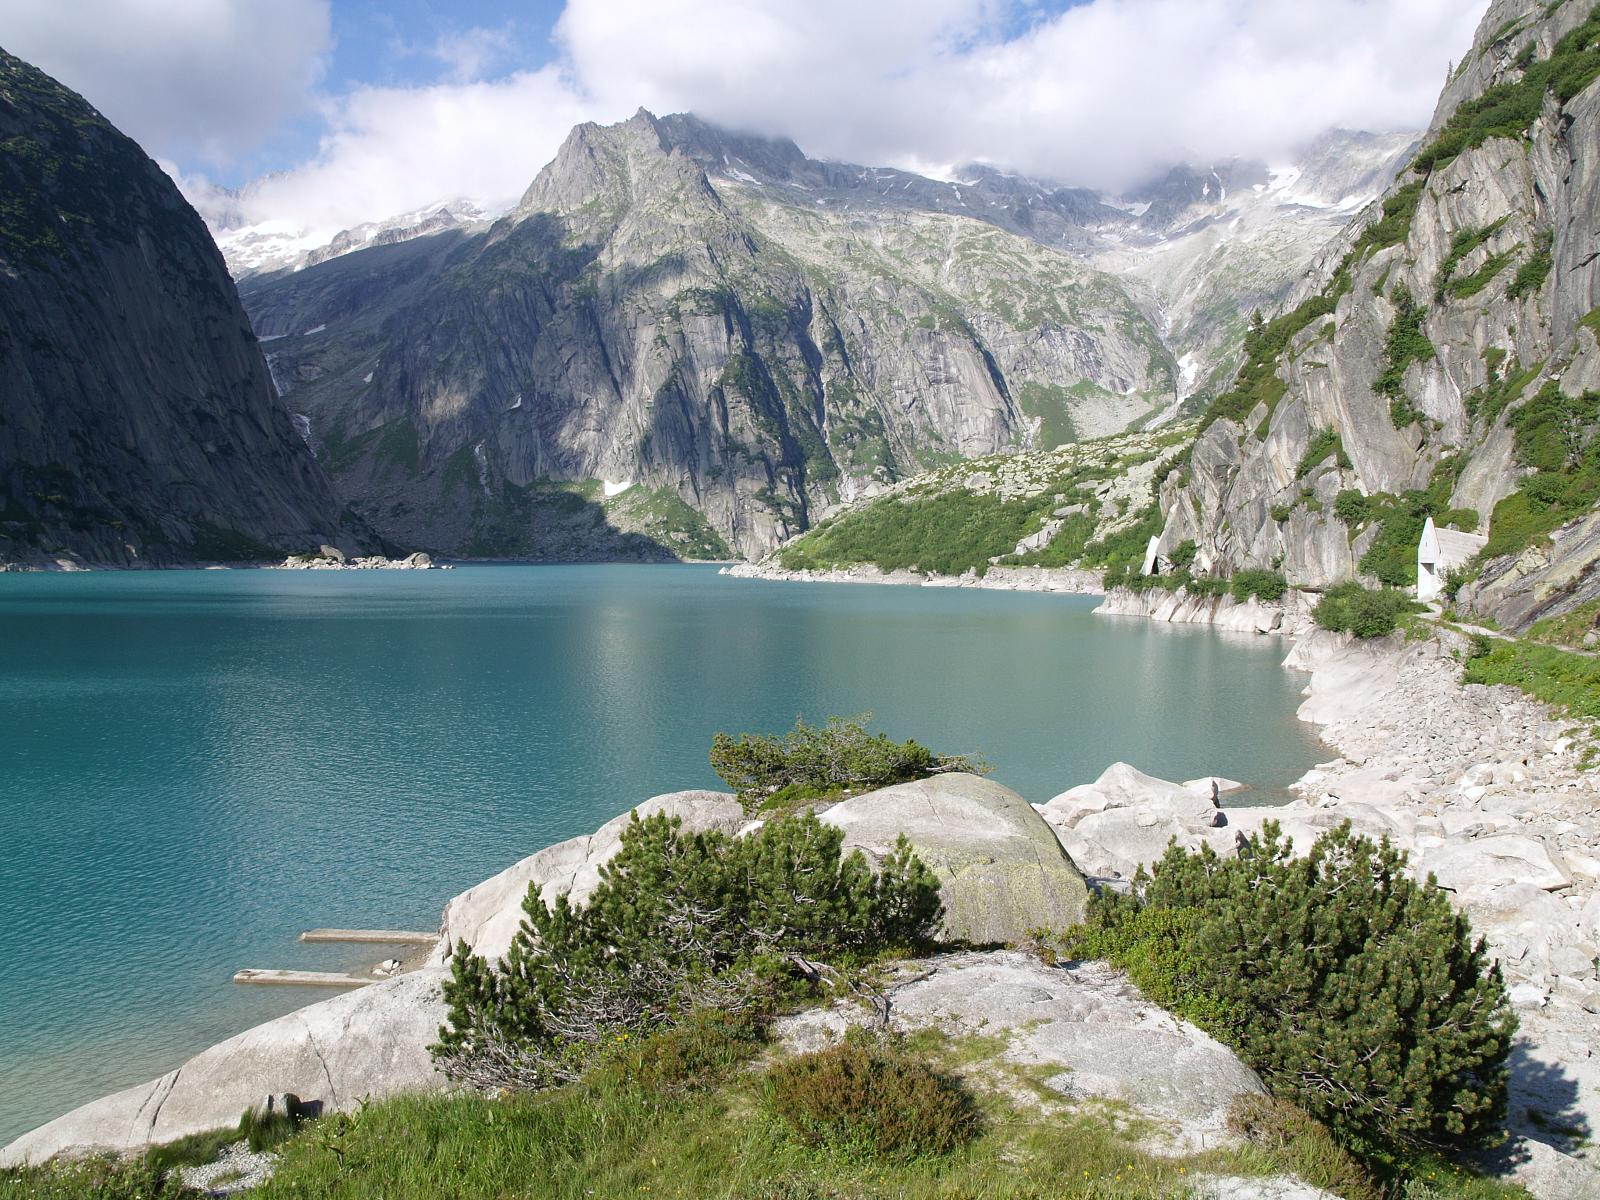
[1353, 459, 1479, 587]
[1505, 230, 1554, 300]
[1464, 633, 1600, 725]
[1200, 285, 1348, 433]
[604, 486, 732, 560]
[773, 434, 1184, 578]
[1296, 427, 1351, 479]
[1410, 8, 1600, 177]
[1482, 384, 1600, 558]
[778, 486, 1061, 576]
[1377, 285, 1436, 429]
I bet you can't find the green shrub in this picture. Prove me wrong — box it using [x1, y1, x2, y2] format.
[1169, 539, 1198, 570]
[1270, 502, 1295, 523]
[1335, 489, 1370, 525]
[434, 810, 942, 1090]
[708, 714, 980, 811]
[765, 1038, 979, 1161]
[594, 1007, 766, 1096]
[1296, 427, 1350, 479]
[1060, 824, 1515, 1155]
[1230, 568, 1287, 603]
[1314, 582, 1421, 638]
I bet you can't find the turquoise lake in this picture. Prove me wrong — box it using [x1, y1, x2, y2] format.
[0, 565, 1326, 1144]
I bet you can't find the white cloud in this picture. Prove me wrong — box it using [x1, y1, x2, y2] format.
[198, 65, 609, 236]
[430, 24, 518, 84]
[2, 0, 331, 165]
[557, 0, 1487, 190]
[7, 0, 1490, 237]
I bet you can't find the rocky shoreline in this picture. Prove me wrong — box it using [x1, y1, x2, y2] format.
[5, 577, 1598, 1196]
[720, 560, 1103, 593]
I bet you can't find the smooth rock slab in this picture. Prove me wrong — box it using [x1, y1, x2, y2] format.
[777, 950, 1264, 1150]
[823, 774, 1089, 943]
[1424, 835, 1572, 894]
[0, 969, 447, 1166]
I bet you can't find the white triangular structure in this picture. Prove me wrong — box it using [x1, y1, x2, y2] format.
[1141, 534, 1161, 576]
[1416, 515, 1488, 602]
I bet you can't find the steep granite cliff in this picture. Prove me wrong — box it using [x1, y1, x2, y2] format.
[0, 49, 364, 566]
[1156, 0, 1600, 630]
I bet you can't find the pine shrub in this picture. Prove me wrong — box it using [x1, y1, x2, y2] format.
[1062, 824, 1515, 1155]
[765, 1037, 979, 1161]
[433, 811, 942, 1090]
[710, 714, 981, 811]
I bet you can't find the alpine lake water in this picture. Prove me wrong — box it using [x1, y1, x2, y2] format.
[0, 564, 1327, 1145]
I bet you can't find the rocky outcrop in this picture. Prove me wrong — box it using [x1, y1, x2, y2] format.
[822, 774, 1090, 944]
[0, 968, 447, 1166]
[1093, 587, 1311, 635]
[778, 950, 1265, 1152]
[1158, 0, 1600, 631]
[0, 49, 367, 568]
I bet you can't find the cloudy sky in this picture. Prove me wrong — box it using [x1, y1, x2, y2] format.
[4, 0, 1488, 237]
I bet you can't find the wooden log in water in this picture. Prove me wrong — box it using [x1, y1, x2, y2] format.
[233, 968, 373, 988]
[297, 928, 437, 945]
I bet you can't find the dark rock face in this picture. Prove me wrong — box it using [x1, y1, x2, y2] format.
[0, 48, 366, 566]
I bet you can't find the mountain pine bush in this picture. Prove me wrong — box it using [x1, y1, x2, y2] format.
[710, 714, 981, 811]
[434, 810, 942, 1089]
[1062, 823, 1515, 1156]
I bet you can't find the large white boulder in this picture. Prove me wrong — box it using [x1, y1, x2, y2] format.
[1038, 762, 1229, 880]
[822, 774, 1089, 944]
[1423, 835, 1572, 894]
[0, 969, 446, 1166]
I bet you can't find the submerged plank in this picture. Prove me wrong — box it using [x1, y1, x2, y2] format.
[233, 969, 373, 988]
[297, 928, 437, 945]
